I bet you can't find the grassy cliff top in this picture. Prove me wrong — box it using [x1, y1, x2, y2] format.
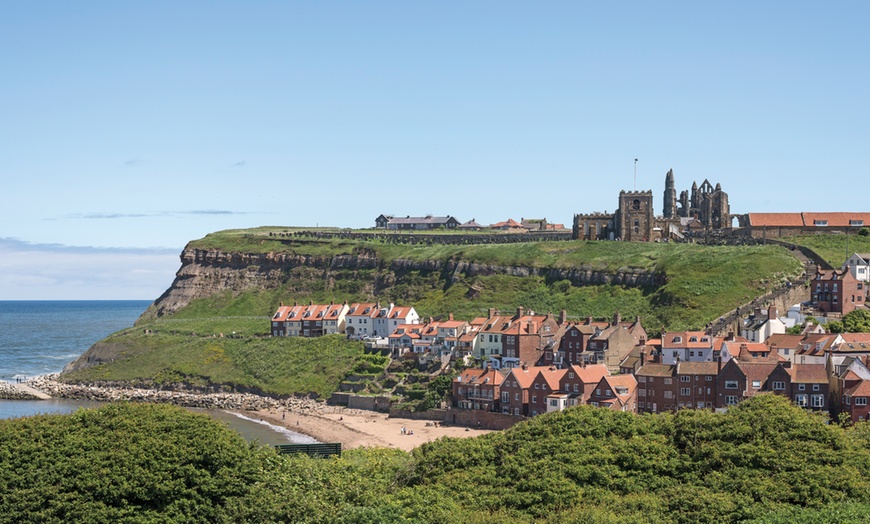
[188, 226, 800, 273]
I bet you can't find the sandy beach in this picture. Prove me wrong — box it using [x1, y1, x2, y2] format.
[18, 375, 492, 452]
[248, 408, 492, 451]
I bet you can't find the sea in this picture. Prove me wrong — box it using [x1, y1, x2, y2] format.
[0, 300, 316, 445]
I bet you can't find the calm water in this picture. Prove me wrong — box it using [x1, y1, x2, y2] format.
[0, 300, 314, 445]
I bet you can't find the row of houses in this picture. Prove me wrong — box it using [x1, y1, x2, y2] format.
[270, 301, 419, 338]
[453, 317, 870, 423]
[374, 214, 567, 232]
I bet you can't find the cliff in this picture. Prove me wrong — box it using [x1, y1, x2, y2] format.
[140, 247, 663, 321]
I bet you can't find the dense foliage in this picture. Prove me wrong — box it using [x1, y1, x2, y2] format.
[5, 396, 870, 523]
[824, 309, 870, 334]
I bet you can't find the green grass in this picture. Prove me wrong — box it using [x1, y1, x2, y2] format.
[789, 234, 870, 268]
[63, 333, 364, 398]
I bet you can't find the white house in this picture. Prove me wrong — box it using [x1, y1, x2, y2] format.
[660, 331, 715, 365]
[843, 253, 870, 282]
[741, 306, 787, 343]
[344, 302, 379, 337]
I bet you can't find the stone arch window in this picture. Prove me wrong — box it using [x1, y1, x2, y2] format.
[632, 199, 641, 210]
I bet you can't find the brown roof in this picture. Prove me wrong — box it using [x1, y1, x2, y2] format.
[844, 380, 870, 398]
[803, 212, 870, 227]
[569, 364, 610, 384]
[677, 361, 720, 375]
[765, 334, 805, 350]
[789, 364, 828, 384]
[748, 213, 804, 227]
[504, 366, 543, 389]
[636, 363, 675, 377]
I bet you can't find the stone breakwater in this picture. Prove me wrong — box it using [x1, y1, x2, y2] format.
[0, 381, 43, 400]
[25, 375, 365, 416]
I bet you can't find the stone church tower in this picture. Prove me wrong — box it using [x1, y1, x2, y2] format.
[617, 190, 654, 241]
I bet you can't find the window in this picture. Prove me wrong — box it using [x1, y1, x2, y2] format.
[751, 380, 761, 389]
[501, 392, 509, 403]
[664, 391, 673, 399]
[680, 376, 691, 382]
[798, 384, 806, 391]
[725, 380, 738, 389]
[680, 388, 690, 396]
[811, 395, 824, 408]
[795, 394, 807, 407]
[726, 395, 738, 405]
[705, 376, 712, 381]
[664, 378, 673, 385]
[515, 393, 519, 401]
[532, 395, 537, 404]
[638, 376, 647, 383]
[549, 399, 559, 407]
[813, 384, 820, 391]
[534, 383, 539, 389]
[772, 381, 785, 390]
[857, 398, 868, 406]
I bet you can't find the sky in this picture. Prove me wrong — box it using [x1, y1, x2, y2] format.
[2, 2, 868, 299]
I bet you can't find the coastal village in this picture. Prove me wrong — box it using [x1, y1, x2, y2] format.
[270, 254, 870, 429]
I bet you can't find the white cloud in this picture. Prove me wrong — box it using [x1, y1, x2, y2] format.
[0, 238, 180, 300]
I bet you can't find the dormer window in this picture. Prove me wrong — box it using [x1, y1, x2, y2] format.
[673, 336, 682, 343]
[814, 219, 828, 226]
[689, 336, 698, 342]
[850, 220, 864, 226]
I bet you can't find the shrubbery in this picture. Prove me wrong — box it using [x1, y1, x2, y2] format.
[6, 396, 870, 523]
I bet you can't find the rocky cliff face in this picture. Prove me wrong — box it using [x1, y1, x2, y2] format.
[140, 247, 663, 321]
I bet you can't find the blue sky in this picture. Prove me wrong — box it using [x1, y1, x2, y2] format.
[2, 2, 868, 299]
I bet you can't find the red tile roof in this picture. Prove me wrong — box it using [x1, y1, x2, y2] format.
[748, 213, 804, 227]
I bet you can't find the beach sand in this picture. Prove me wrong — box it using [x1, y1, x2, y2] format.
[249, 408, 492, 451]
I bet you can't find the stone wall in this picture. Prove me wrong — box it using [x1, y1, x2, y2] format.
[444, 408, 524, 430]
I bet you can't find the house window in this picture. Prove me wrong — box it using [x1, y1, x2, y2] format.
[680, 388, 690, 396]
[534, 383, 539, 389]
[798, 384, 806, 391]
[501, 392, 509, 403]
[811, 395, 824, 408]
[772, 381, 785, 390]
[549, 399, 559, 407]
[726, 395, 738, 405]
[812, 384, 820, 391]
[856, 397, 868, 406]
[705, 376, 712, 381]
[795, 394, 807, 407]
[638, 376, 647, 382]
[664, 378, 673, 385]
[664, 391, 673, 399]
[514, 393, 520, 401]
[532, 396, 537, 404]
[751, 380, 761, 389]
[680, 376, 691, 382]
[725, 380, 738, 389]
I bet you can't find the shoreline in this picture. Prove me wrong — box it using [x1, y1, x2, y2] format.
[15, 375, 492, 451]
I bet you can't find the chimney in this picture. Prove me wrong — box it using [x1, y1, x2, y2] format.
[488, 308, 497, 318]
[279, 301, 283, 307]
[517, 306, 525, 318]
[559, 309, 567, 325]
[727, 331, 735, 341]
[449, 313, 454, 321]
[586, 316, 593, 324]
[613, 311, 622, 326]
[639, 336, 646, 346]
[717, 355, 722, 373]
[768, 305, 778, 319]
[309, 300, 313, 306]
[521, 362, 528, 371]
[294, 301, 298, 306]
[754, 307, 761, 318]
[640, 349, 646, 367]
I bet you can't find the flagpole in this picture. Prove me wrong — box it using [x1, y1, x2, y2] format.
[634, 159, 638, 190]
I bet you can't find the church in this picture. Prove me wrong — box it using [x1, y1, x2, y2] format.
[573, 170, 731, 242]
